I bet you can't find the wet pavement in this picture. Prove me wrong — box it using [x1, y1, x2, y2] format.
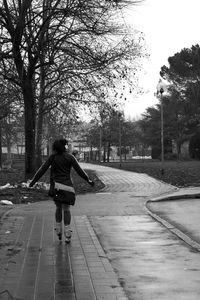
[91, 215, 200, 300]
[0, 163, 200, 299]
[147, 197, 200, 251]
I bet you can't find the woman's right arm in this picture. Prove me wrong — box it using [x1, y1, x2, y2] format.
[29, 155, 55, 187]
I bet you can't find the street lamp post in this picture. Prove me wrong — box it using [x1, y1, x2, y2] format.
[156, 79, 167, 175]
[118, 112, 122, 167]
[99, 123, 102, 163]
[160, 88, 164, 174]
[119, 117, 122, 167]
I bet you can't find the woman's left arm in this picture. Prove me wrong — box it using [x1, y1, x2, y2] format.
[71, 155, 94, 186]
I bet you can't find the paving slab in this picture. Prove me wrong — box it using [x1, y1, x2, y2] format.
[0, 202, 127, 300]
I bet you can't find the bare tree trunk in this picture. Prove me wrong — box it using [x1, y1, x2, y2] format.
[177, 141, 181, 160]
[23, 80, 36, 179]
[35, 108, 44, 169]
[107, 142, 110, 162]
[103, 146, 106, 162]
[6, 140, 11, 161]
[13, 39, 36, 178]
[90, 145, 93, 161]
[35, 68, 45, 169]
[0, 122, 2, 169]
[35, 1, 50, 169]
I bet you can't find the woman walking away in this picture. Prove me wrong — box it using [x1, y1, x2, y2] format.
[29, 139, 94, 243]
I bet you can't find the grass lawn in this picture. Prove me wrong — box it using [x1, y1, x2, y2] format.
[99, 160, 200, 187]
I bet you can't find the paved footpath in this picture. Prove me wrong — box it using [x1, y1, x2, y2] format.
[0, 202, 126, 300]
[0, 163, 200, 300]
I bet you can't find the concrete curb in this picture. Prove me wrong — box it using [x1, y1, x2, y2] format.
[150, 193, 200, 202]
[0, 205, 14, 221]
[145, 191, 200, 252]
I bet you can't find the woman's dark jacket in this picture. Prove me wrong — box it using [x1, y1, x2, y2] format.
[30, 152, 89, 187]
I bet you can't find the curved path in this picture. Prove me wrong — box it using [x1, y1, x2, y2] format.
[81, 163, 177, 196]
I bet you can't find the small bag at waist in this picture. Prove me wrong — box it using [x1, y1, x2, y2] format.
[54, 182, 76, 206]
[54, 182, 75, 194]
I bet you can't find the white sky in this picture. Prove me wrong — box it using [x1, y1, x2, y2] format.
[123, 0, 200, 119]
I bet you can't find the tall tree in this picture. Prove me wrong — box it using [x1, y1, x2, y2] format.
[139, 86, 194, 158]
[0, 0, 144, 178]
[160, 44, 200, 129]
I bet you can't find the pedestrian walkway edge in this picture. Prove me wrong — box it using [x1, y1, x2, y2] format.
[145, 196, 200, 252]
[76, 216, 129, 300]
[149, 187, 200, 202]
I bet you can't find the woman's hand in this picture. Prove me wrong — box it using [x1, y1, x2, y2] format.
[88, 179, 95, 186]
[29, 181, 34, 188]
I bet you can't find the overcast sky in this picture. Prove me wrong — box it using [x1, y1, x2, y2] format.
[123, 0, 200, 119]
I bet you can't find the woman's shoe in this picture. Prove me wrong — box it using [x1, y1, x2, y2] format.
[55, 222, 62, 241]
[64, 225, 72, 243]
